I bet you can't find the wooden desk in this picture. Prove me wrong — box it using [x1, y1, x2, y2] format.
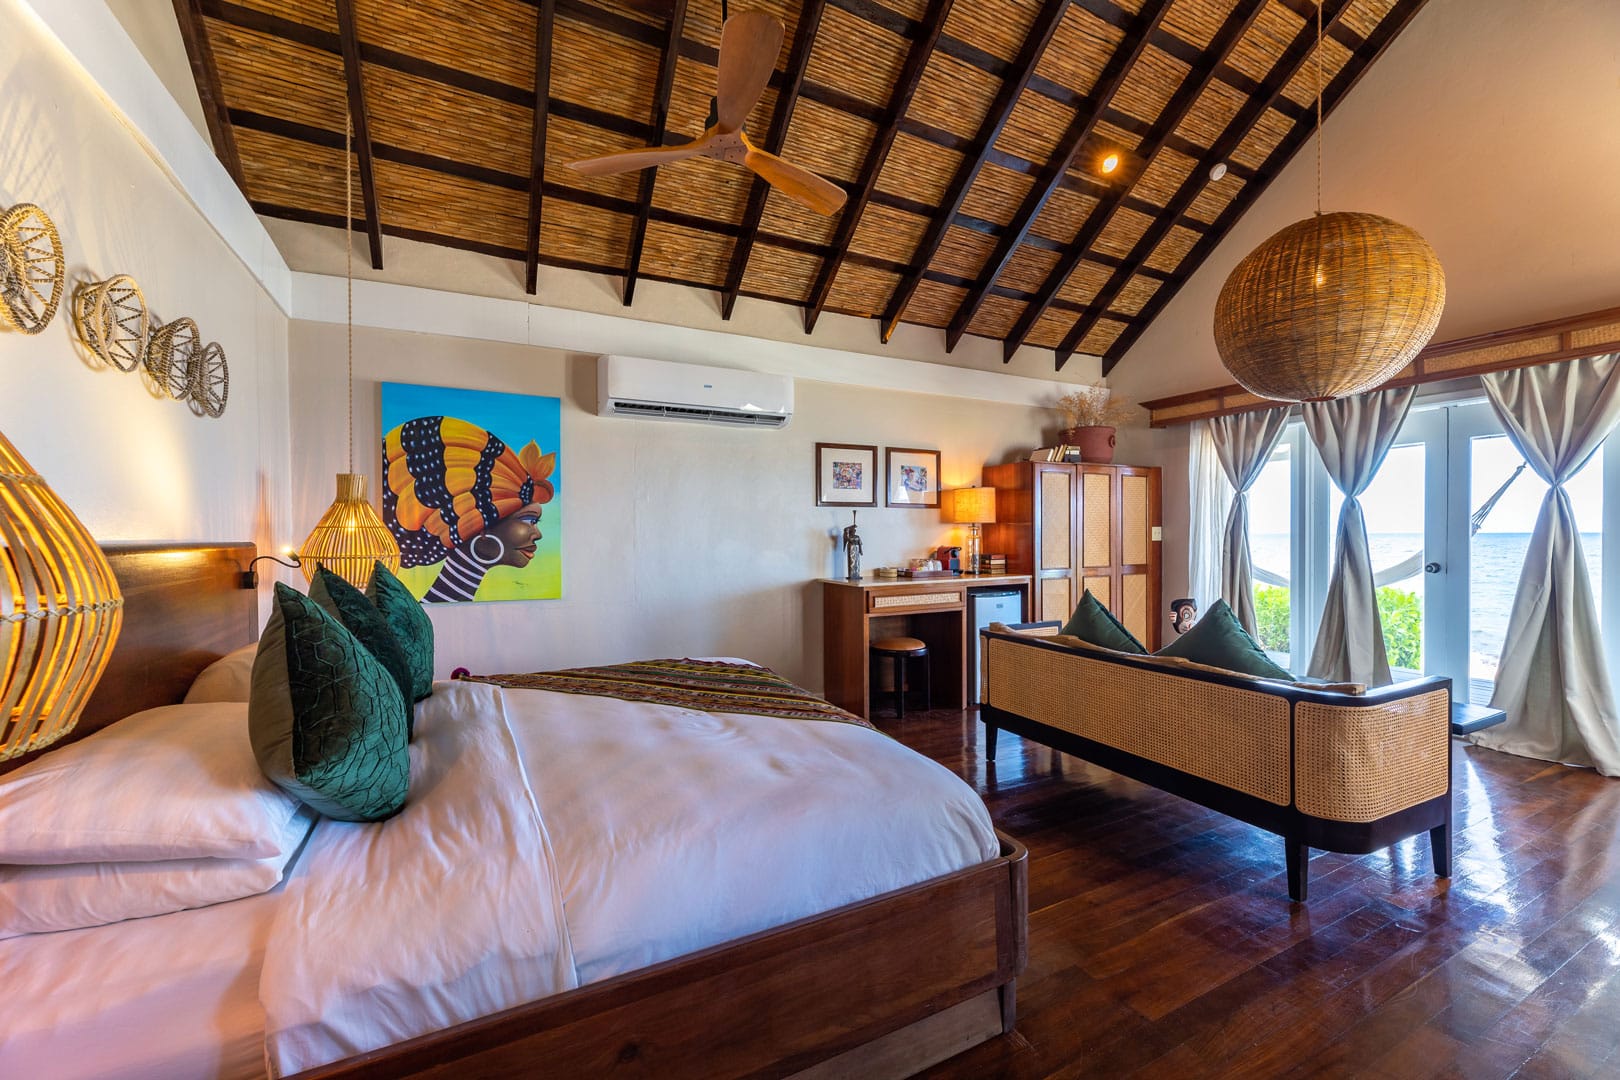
[821, 575, 1032, 719]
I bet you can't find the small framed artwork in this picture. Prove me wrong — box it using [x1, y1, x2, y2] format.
[886, 447, 941, 509]
[815, 442, 879, 506]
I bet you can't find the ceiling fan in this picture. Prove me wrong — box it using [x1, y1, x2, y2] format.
[564, 9, 848, 216]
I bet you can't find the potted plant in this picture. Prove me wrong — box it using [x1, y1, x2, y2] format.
[1054, 387, 1139, 463]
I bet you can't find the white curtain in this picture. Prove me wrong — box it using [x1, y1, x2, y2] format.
[1303, 386, 1416, 687]
[1208, 409, 1290, 636]
[1471, 354, 1620, 776]
[1188, 421, 1232, 615]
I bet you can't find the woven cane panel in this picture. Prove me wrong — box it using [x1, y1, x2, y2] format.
[1082, 472, 1112, 566]
[961, 164, 1037, 230]
[1121, 573, 1149, 645]
[1122, 474, 1149, 565]
[1188, 173, 1244, 225]
[999, 245, 1064, 295]
[1039, 470, 1072, 571]
[760, 190, 841, 248]
[1031, 188, 1099, 248]
[984, 639, 1291, 805]
[1568, 321, 1620, 349]
[744, 244, 820, 304]
[1040, 578, 1072, 623]
[1026, 307, 1079, 350]
[1078, 321, 1127, 357]
[1424, 336, 1563, 374]
[1083, 575, 1111, 607]
[1295, 690, 1451, 823]
[966, 295, 1026, 341]
[871, 591, 961, 611]
[359, 0, 536, 91]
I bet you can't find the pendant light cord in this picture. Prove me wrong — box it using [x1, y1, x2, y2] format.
[1314, 0, 1323, 216]
[345, 112, 355, 475]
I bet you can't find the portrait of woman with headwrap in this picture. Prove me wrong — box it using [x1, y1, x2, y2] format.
[382, 414, 558, 603]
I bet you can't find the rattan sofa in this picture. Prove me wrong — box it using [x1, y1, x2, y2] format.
[980, 626, 1453, 902]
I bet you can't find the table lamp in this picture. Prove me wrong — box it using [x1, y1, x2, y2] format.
[943, 486, 996, 574]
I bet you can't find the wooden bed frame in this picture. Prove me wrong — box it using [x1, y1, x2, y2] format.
[15, 542, 1028, 1079]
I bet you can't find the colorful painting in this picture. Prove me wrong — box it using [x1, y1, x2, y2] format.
[886, 447, 940, 508]
[900, 464, 929, 493]
[816, 443, 878, 506]
[832, 461, 864, 489]
[380, 382, 561, 603]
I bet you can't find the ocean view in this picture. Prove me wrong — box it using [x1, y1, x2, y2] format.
[1251, 532, 1603, 692]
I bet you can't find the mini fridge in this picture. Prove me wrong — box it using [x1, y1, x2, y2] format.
[967, 587, 1024, 704]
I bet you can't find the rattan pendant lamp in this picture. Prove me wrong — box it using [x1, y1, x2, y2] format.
[297, 114, 400, 590]
[1213, 4, 1445, 402]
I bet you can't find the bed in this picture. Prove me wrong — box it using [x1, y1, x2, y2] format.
[0, 543, 1027, 1079]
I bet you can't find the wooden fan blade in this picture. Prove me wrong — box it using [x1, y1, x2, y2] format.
[743, 147, 848, 216]
[565, 137, 709, 176]
[716, 11, 783, 133]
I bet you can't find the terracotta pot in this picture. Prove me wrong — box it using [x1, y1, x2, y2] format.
[1059, 426, 1117, 463]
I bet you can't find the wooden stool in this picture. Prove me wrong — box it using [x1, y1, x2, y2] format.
[871, 637, 930, 719]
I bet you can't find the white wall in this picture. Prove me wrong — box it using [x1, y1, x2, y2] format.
[288, 320, 1062, 688]
[0, 1, 292, 592]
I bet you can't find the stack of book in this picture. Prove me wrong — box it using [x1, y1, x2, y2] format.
[976, 554, 1007, 575]
[1028, 445, 1084, 462]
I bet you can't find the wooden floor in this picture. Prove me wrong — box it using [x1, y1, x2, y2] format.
[879, 706, 1620, 1080]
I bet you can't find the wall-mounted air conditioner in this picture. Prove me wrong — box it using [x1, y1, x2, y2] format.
[596, 354, 793, 428]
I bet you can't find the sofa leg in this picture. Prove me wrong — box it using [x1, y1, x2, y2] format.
[1286, 839, 1309, 902]
[984, 720, 999, 759]
[1430, 822, 1452, 878]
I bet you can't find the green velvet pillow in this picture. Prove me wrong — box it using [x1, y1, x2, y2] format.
[366, 562, 434, 701]
[1156, 598, 1291, 681]
[250, 583, 410, 822]
[309, 566, 416, 739]
[1059, 590, 1146, 654]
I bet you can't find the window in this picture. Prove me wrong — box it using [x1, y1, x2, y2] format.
[1248, 437, 1294, 666]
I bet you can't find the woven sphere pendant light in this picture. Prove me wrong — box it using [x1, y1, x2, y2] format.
[1214, 211, 1446, 401]
[297, 114, 400, 591]
[0, 429, 124, 760]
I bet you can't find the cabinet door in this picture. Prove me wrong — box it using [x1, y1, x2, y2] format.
[1033, 464, 1077, 622]
[1116, 467, 1161, 650]
[1078, 466, 1116, 611]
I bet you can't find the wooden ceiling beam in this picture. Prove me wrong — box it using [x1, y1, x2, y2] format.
[1026, 0, 1351, 370]
[333, 0, 384, 269]
[1101, 0, 1433, 375]
[877, 0, 1070, 344]
[942, 0, 1174, 354]
[718, 0, 827, 321]
[802, 0, 953, 335]
[621, 0, 689, 307]
[171, 0, 245, 190]
[523, 0, 558, 295]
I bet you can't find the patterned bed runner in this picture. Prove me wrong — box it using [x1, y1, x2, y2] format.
[461, 659, 877, 731]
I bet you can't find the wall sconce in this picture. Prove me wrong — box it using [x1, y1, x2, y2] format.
[241, 550, 302, 589]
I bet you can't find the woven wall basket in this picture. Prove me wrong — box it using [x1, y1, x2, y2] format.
[1213, 211, 1446, 402]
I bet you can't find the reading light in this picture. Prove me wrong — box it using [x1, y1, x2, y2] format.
[1099, 152, 1120, 175]
[241, 549, 303, 589]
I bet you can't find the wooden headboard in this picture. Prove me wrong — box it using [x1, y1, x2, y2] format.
[1, 542, 260, 773]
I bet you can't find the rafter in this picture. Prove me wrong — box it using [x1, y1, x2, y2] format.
[524, 0, 558, 295]
[718, 0, 826, 321]
[333, 0, 384, 269]
[876, 0, 1069, 345]
[1100, 0, 1434, 375]
[802, 0, 953, 335]
[622, 0, 689, 307]
[942, 0, 1174, 355]
[171, 0, 245, 190]
[1019, 0, 1354, 372]
[1056, 0, 1354, 366]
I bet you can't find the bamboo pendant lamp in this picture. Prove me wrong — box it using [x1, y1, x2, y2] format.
[297, 114, 400, 590]
[0, 429, 124, 760]
[1213, 6, 1444, 402]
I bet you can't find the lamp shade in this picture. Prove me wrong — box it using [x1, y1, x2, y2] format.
[0, 430, 124, 760]
[944, 486, 996, 524]
[1214, 211, 1446, 402]
[298, 473, 401, 591]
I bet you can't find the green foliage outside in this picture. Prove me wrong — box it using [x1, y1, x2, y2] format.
[1251, 584, 1423, 670]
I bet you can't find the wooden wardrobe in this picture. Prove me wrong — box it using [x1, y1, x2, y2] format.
[981, 461, 1163, 649]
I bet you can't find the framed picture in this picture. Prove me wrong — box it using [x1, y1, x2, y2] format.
[886, 447, 941, 509]
[380, 382, 561, 603]
[815, 442, 878, 506]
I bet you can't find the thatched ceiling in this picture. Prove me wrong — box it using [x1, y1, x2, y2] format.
[174, 0, 1427, 373]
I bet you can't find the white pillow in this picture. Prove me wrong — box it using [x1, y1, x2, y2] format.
[0, 702, 304, 864]
[0, 807, 314, 939]
[183, 644, 259, 704]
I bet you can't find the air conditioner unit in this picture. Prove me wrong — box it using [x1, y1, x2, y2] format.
[596, 355, 793, 429]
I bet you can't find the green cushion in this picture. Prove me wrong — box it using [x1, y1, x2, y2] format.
[309, 566, 416, 739]
[366, 562, 434, 701]
[250, 583, 410, 822]
[1156, 598, 1291, 681]
[1058, 590, 1146, 654]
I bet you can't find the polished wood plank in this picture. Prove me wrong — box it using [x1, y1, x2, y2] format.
[879, 706, 1620, 1079]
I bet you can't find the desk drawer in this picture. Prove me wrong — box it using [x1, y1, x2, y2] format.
[868, 589, 964, 613]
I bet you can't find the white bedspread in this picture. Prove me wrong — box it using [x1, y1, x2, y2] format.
[262, 672, 998, 1075]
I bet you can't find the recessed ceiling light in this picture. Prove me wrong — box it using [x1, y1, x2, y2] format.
[1210, 162, 1228, 182]
[1100, 152, 1120, 175]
